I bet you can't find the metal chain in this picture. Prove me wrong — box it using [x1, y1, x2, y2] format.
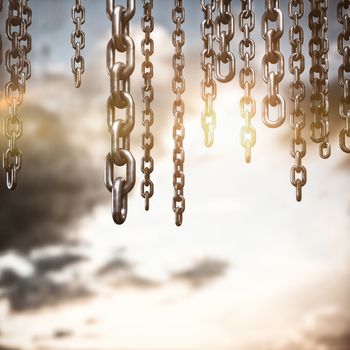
[215, 0, 235, 83]
[289, 0, 307, 202]
[71, 0, 85, 88]
[261, 0, 285, 128]
[3, 0, 32, 190]
[105, 0, 136, 225]
[141, 0, 155, 210]
[172, 0, 185, 226]
[338, 0, 350, 153]
[0, 0, 3, 111]
[239, 0, 256, 163]
[309, 0, 330, 158]
[200, 0, 217, 147]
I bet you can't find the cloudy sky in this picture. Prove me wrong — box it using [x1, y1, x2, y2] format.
[0, 1, 349, 350]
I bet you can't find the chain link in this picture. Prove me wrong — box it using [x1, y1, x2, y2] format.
[71, 0, 85, 88]
[141, 0, 155, 210]
[309, 0, 330, 158]
[172, 0, 185, 226]
[3, 0, 32, 190]
[105, 0, 136, 225]
[215, 0, 235, 83]
[239, 0, 256, 163]
[338, 0, 350, 153]
[200, 0, 217, 147]
[0, 0, 3, 112]
[289, 0, 307, 202]
[261, 0, 285, 128]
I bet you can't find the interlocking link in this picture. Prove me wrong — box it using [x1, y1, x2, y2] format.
[215, 0, 235, 83]
[105, 0, 136, 224]
[172, 0, 185, 226]
[338, 0, 350, 153]
[289, 0, 307, 202]
[3, 0, 31, 190]
[261, 0, 285, 128]
[200, 0, 217, 147]
[309, 0, 330, 159]
[141, 0, 155, 210]
[239, 0, 256, 163]
[71, 0, 85, 88]
[0, 0, 3, 110]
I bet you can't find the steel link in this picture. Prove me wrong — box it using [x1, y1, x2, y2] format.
[141, 0, 155, 210]
[289, 0, 307, 202]
[261, 0, 285, 128]
[239, 0, 256, 163]
[338, 0, 350, 153]
[71, 0, 85, 88]
[172, 0, 185, 226]
[201, 0, 217, 147]
[105, 0, 136, 225]
[309, 0, 331, 158]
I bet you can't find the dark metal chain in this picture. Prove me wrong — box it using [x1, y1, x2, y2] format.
[338, 0, 350, 153]
[141, 0, 155, 210]
[3, 0, 32, 190]
[262, 0, 285, 128]
[0, 0, 3, 111]
[200, 0, 217, 147]
[71, 0, 85, 88]
[215, 0, 235, 83]
[105, 0, 136, 225]
[289, 0, 307, 202]
[239, 0, 256, 163]
[309, 0, 330, 159]
[172, 0, 185, 226]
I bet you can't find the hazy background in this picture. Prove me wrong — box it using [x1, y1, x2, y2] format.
[0, 1, 349, 350]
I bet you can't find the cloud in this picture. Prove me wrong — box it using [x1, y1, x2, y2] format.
[171, 258, 230, 288]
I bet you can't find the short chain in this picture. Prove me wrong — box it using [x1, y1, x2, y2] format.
[200, 0, 217, 147]
[3, 0, 32, 190]
[338, 0, 350, 153]
[0, 0, 3, 111]
[105, 0, 136, 225]
[289, 0, 307, 202]
[239, 0, 256, 163]
[261, 0, 285, 128]
[71, 0, 85, 88]
[215, 0, 235, 83]
[141, 0, 155, 210]
[172, 0, 185, 226]
[309, 0, 330, 158]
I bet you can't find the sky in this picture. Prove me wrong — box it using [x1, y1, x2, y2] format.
[0, 1, 349, 350]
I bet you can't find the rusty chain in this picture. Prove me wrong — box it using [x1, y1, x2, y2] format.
[105, 0, 136, 224]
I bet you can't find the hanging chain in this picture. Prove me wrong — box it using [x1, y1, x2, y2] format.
[3, 0, 32, 190]
[71, 0, 85, 88]
[309, 0, 330, 159]
[289, 0, 307, 202]
[172, 0, 185, 226]
[215, 0, 235, 83]
[105, 0, 136, 225]
[338, 0, 350, 153]
[141, 0, 155, 210]
[239, 0, 256, 163]
[0, 0, 3, 110]
[261, 0, 285, 128]
[200, 0, 217, 147]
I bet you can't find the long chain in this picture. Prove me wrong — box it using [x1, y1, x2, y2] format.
[172, 0, 185, 226]
[4, 0, 32, 190]
[215, 0, 235, 83]
[289, 0, 307, 202]
[0, 0, 3, 110]
[71, 0, 85, 88]
[141, 0, 155, 210]
[105, 0, 136, 225]
[239, 0, 256, 163]
[338, 0, 350, 153]
[200, 0, 217, 147]
[309, 0, 330, 159]
[262, 0, 285, 128]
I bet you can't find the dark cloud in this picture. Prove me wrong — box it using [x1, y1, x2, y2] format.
[171, 258, 230, 288]
[52, 329, 74, 339]
[0, 269, 22, 288]
[96, 257, 133, 276]
[0, 345, 21, 350]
